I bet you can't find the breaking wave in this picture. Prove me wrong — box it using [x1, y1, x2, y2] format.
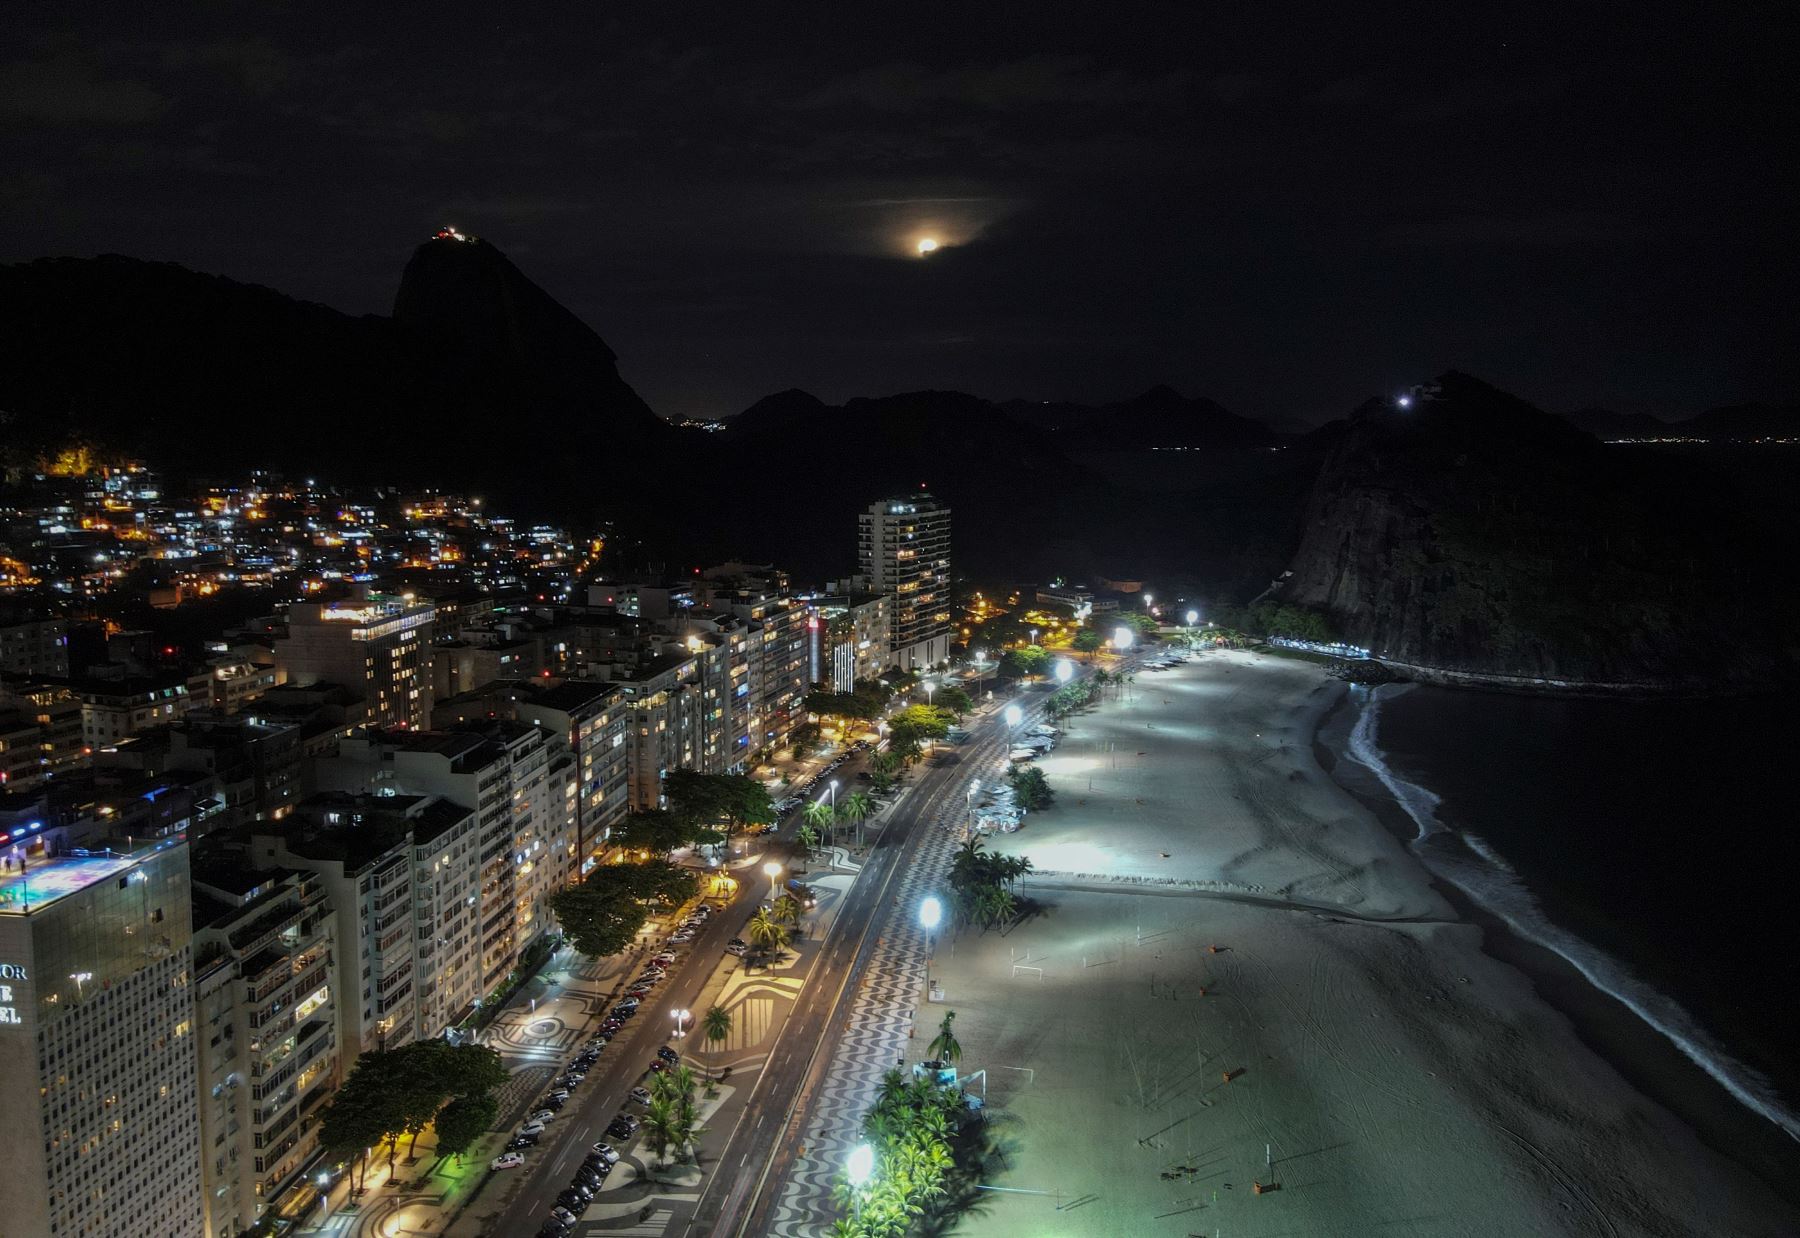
[1347, 684, 1800, 1142]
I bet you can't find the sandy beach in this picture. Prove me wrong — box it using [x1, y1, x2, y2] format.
[915, 650, 1799, 1236]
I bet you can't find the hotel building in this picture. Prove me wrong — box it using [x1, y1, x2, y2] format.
[0, 834, 204, 1238]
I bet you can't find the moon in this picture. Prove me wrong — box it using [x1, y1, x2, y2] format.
[916, 237, 939, 256]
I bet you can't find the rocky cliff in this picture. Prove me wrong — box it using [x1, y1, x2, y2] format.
[1278, 372, 1780, 693]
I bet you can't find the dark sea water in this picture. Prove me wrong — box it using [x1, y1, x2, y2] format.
[1343, 683, 1800, 1139]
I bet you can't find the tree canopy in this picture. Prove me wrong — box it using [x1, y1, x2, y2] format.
[551, 859, 699, 957]
[999, 645, 1052, 677]
[610, 808, 724, 856]
[664, 769, 775, 829]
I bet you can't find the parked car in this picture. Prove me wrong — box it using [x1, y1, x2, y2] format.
[656, 1046, 680, 1064]
[491, 1152, 526, 1170]
[547, 1088, 571, 1102]
[612, 999, 639, 1017]
[590, 1142, 620, 1163]
[726, 939, 748, 957]
[528, 1109, 557, 1125]
[538, 1221, 572, 1238]
[556, 1191, 591, 1213]
[519, 1122, 547, 1138]
[647, 1060, 670, 1075]
[629, 1086, 653, 1106]
[505, 1134, 540, 1151]
[627, 982, 655, 998]
[652, 951, 677, 965]
[607, 1114, 640, 1139]
[538, 1095, 565, 1111]
[550, 1207, 579, 1227]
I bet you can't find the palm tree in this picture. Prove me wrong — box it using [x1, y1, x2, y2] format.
[804, 798, 836, 847]
[925, 1010, 962, 1067]
[643, 1093, 679, 1169]
[746, 907, 791, 963]
[701, 1004, 732, 1077]
[839, 791, 874, 846]
[869, 750, 901, 777]
[796, 821, 820, 863]
[771, 891, 803, 928]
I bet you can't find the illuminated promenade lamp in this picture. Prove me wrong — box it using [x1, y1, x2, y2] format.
[1113, 626, 1135, 651]
[763, 861, 782, 900]
[1003, 704, 1023, 728]
[847, 1143, 877, 1213]
[1185, 609, 1199, 627]
[1053, 659, 1074, 684]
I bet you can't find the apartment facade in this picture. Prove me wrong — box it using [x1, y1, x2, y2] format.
[278, 596, 434, 731]
[857, 494, 953, 672]
[191, 867, 339, 1238]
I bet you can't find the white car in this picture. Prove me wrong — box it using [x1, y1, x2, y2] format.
[490, 1152, 526, 1171]
[528, 1109, 557, 1124]
[519, 1122, 547, 1138]
[629, 1087, 653, 1106]
[590, 1142, 621, 1163]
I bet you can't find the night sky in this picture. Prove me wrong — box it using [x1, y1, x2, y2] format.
[4, 3, 1795, 424]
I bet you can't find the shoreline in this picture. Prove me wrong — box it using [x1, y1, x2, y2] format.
[1313, 683, 1800, 1211]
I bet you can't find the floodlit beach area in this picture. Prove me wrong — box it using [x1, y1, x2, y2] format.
[917, 650, 1797, 1237]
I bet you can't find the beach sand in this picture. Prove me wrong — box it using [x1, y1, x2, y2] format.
[917, 650, 1798, 1236]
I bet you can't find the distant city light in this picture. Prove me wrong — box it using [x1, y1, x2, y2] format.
[1398, 394, 1413, 408]
[916, 238, 939, 256]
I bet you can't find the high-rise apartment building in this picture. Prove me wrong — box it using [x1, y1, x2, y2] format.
[191, 865, 340, 1238]
[857, 494, 953, 672]
[0, 835, 204, 1238]
[278, 596, 434, 731]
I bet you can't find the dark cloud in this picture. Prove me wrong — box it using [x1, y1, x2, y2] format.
[0, 56, 168, 124]
[1, 3, 1795, 423]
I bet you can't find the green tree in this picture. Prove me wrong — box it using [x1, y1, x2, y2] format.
[771, 892, 804, 927]
[1006, 765, 1054, 811]
[869, 771, 897, 795]
[933, 684, 972, 719]
[1000, 645, 1051, 677]
[702, 1004, 733, 1076]
[839, 790, 875, 845]
[432, 1094, 496, 1162]
[1072, 627, 1103, 653]
[611, 809, 723, 856]
[926, 1010, 963, 1066]
[746, 907, 791, 960]
[318, 1067, 395, 1193]
[552, 860, 698, 958]
[643, 1092, 680, 1168]
[796, 821, 820, 860]
[803, 797, 837, 846]
[868, 751, 901, 777]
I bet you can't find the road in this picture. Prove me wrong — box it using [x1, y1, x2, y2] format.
[693, 693, 1024, 1237]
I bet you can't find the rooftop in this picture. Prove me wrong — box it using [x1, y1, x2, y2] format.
[0, 831, 188, 916]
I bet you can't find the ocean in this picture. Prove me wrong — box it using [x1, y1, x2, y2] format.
[1326, 682, 1800, 1143]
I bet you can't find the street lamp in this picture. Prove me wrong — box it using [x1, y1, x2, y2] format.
[1003, 703, 1023, 728]
[672, 1007, 691, 1044]
[923, 680, 936, 708]
[763, 861, 782, 900]
[1144, 592, 1154, 610]
[1030, 628, 1039, 645]
[847, 1142, 876, 1204]
[1185, 609, 1199, 627]
[1053, 659, 1073, 684]
[920, 897, 943, 1002]
[1113, 626, 1135, 651]
[828, 779, 839, 811]
[964, 781, 980, 837]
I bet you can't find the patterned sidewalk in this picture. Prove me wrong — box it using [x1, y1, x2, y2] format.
[770, 713, 1030, 1235]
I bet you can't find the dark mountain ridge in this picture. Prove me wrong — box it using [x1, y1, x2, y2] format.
[1275, 372, 1787, 692]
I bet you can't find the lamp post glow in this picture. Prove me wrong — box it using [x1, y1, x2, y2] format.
[1185, 609, 1199, 627]
[920, 896, 943, 1001]
[1003, 703, 1023, 728]
[1113, 626, 1135, 651]
[672, 1007, 691, 1044]
[965, 780, 981, 837]
[1053, 658, 1073, 683]
[1030, 628, 1039, 645]
[847, 1142, 876, 1190]
[763, 860, 782, 900]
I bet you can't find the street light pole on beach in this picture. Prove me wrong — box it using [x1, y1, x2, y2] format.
[763, 860, 782, 901]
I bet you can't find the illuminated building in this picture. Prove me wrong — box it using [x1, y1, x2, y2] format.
[0, 832, 204, 1238]
[190, 865, 340, 1237]
[277, 595, 435, 731]
[857, 494, 953, 672]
